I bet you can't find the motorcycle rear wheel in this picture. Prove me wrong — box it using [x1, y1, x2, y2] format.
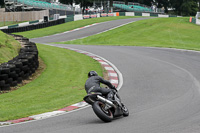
[92, 101, 113, 122]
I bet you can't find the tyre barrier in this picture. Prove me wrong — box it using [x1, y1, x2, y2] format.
[0, 34, 39, 91]
[1, 19, 65, 34]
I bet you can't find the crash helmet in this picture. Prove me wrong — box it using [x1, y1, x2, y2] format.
[88, 71, 98, 77]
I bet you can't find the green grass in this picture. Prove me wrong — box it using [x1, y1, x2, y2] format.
[0, 21, 25, 27]
[0, 31, 21, 64]
[15, 16, 143, 39]
[57, 17, 200, 51]
[2, 16, 198, 121]
[0, 43, 103, 121]
[0, 22, 16, 27]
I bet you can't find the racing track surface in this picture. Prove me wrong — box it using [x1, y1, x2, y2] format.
[1, 18, 200, 133]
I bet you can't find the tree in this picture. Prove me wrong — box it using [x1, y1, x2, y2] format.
[156, 0, 169, 13]
[170, 0, 198, 16]
[59, 0, 73, 5]
[133, 0, 153, 6]
[0, 0, 4, 8]
[180, 0, 198, 16]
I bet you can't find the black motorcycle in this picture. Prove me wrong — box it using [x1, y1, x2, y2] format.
[83, 89, 129, 122]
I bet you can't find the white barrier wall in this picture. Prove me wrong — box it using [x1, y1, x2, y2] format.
[196, 19, 200, 25]
[18, 22, 29, 27]
[59, 15, 67, 19]
[74, 14, 83, 21]
[196, 12, 200, 25]
[158, 14, 169, 17]
[142, 13, 150, 17]
[125, 12, 135, 16]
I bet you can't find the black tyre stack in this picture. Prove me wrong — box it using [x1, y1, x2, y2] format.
[0, 34, 39, 91]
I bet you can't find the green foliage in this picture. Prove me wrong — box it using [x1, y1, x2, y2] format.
[133, 0, 153, 6]
[156, 0, 169, 13]
[59, 0, 73, 5]
[170, 0, 198, 16]
[181, 0, 198, 16]
[0, 0, 4, 7]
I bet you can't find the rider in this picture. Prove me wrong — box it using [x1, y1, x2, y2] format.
[85, 71, 117, 101]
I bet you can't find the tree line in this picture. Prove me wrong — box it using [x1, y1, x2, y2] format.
[0, 0, 4, 8]
[155, 0, 199, 16]
[0, 0, 199, 16]
[59, 0, 200, 16]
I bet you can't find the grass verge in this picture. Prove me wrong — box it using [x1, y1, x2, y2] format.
[0, 43, 103, 121]
[15, 16, 142, 39]
[0, 22, 24, 27]
[0, 31, 21, 64]
[56, 17, 200, 51]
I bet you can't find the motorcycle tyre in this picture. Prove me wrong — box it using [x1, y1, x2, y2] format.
[122, 104, 129, 117]
[92, 101, 113, 122]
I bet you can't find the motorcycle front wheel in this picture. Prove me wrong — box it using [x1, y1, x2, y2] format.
[121, 104, 129, 117]
[92, 101, 113, 122]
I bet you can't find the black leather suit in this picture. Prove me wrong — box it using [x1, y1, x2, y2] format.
[85, 76, 115, 100]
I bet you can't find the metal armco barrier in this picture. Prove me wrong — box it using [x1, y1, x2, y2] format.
[150, 13, 158, 17]
[119, 12, 125, 16]
[65, 15, 74, 22]
[135, 12, 142, 16]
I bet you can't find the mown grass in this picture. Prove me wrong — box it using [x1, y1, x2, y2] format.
[15, 16, 142, 39]
[0, 31, 21, 64]
[0, 44, 103, 121]
[0, 21, 25, 27]
[2, 16, 198, 121]
[58, 17, 200, 51]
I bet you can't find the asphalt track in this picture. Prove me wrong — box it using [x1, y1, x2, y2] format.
[1, 18, 200, 133]
[30, 17, 151, 43]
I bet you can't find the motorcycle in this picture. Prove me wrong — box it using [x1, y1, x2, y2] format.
[83, 89, 129, 122]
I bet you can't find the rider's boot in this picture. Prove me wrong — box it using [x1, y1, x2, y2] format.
[106, 91, 114, 101]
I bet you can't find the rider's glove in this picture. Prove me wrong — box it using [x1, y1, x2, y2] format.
[112, 86, 118, 92]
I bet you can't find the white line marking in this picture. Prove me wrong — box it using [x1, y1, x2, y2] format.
[105, 67, 114, 71]
[108, 73, 118, 77]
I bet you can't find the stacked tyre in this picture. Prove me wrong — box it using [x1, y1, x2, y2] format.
[13, 35, 29, 45]
[0, 35, 39, 91]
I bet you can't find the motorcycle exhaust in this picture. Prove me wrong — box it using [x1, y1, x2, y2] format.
[97, 95, 116, 108]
